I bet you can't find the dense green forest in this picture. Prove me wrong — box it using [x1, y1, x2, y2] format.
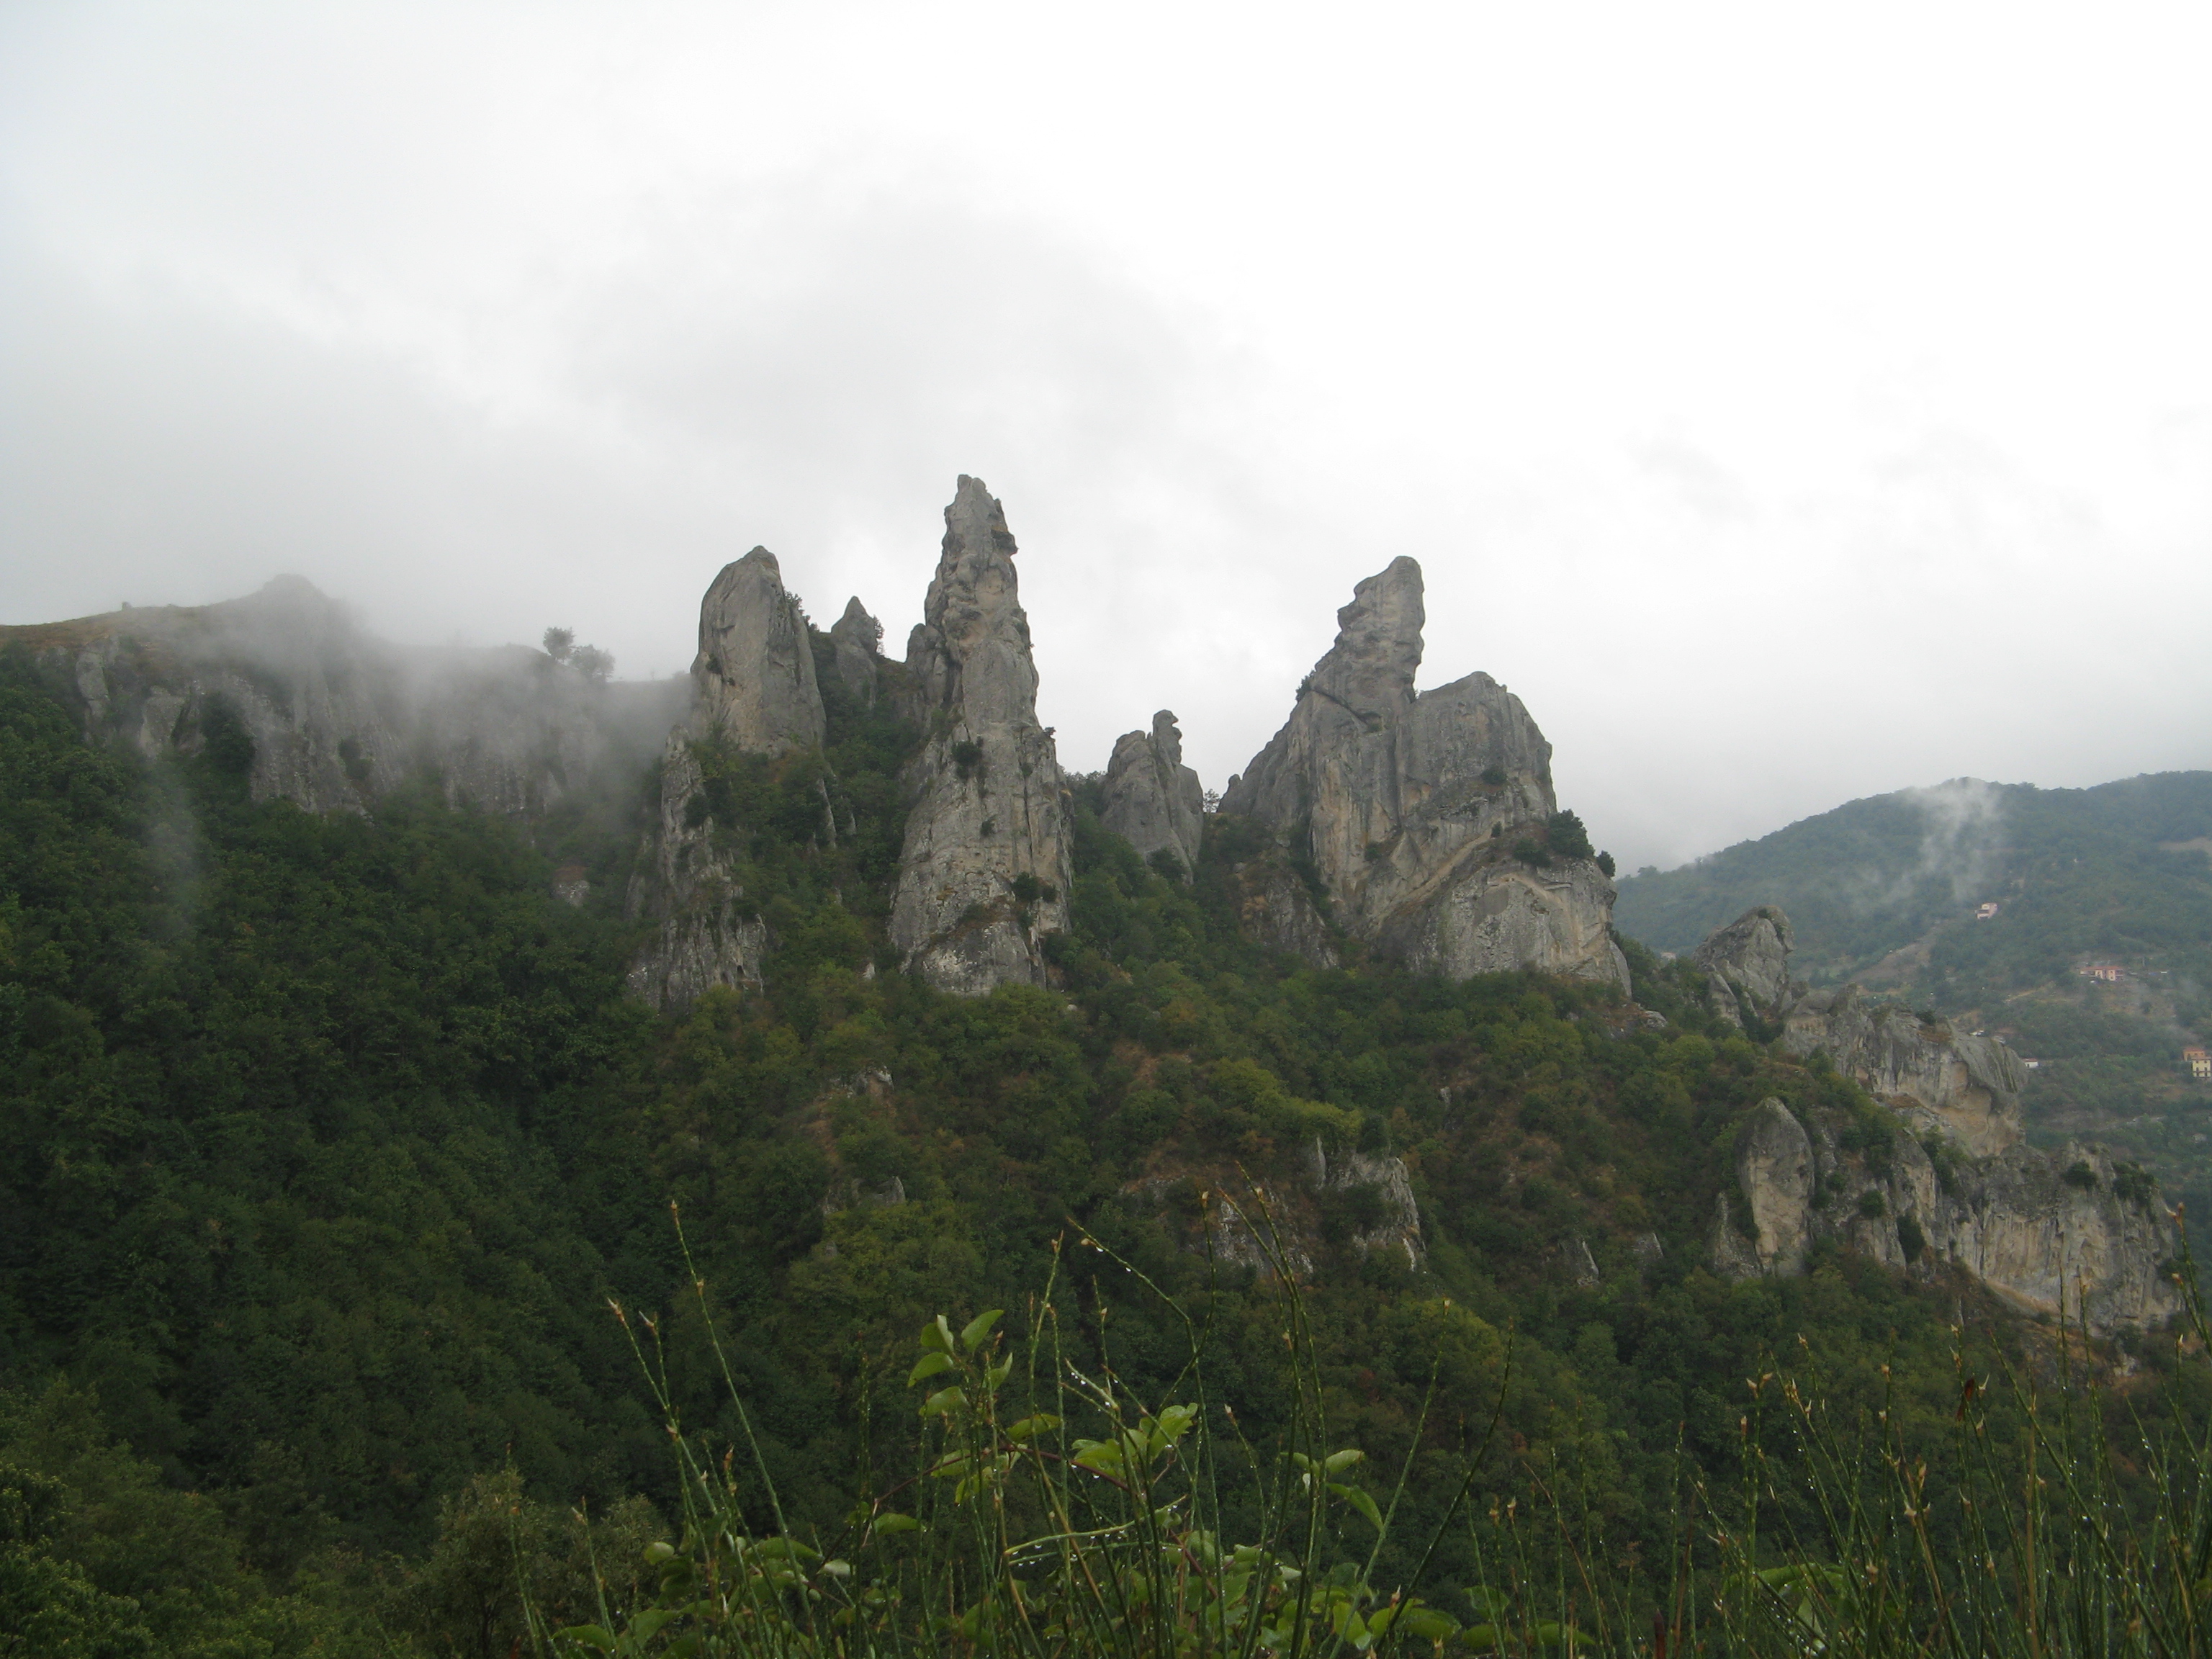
[4, 645, 2208, 1655]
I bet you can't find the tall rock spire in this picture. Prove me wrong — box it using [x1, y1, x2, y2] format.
[1222, 556, 1627, 991]
[890, 477, 1073, 994]
[627, 546, 825, 1009]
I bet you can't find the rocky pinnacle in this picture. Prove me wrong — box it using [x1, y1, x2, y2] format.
[889, 477, 1073, 994]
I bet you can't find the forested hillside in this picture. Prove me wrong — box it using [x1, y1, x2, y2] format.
[3, 645, 2206, 1655]
[1616, 773, 2212, 1256]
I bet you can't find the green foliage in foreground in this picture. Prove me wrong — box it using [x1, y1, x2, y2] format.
[4, 644, 2210, 1653]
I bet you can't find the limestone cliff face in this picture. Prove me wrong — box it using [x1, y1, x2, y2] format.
[1224, 863, 1340, 969]
[1712, 1099, 1819, 1277]
[829, 597, 883, 709]
[21, 577, 684, 817]
[889, 477, 1073, 995]
[627, 549, 827, 1009]
[1783, 988, 2026, 1156]
[1220, 557, 1626, 990]
[1687, 907, 2180, 1332]
[1708, 1097, 2182, 1334]
[624, 734, 773, 1007]
[1684, 906, 2025, 1155]
[1100, 711, 1205, 878]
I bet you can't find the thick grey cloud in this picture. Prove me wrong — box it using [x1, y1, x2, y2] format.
[4, 1, 2208, 872]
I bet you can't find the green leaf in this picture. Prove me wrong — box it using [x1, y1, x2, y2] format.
[960, 1309, 1003, 1352]
[1329, 1481, 1384, 1532]
[1324, 1448, 1364, 1473]
[871, 1512, 921, 1534]
[920, 1385, 966, 1416]
[1005, 1413, 1061, 1442]
[1400, 1607, 1460, 1640]
[985, 1357, 1012, 1391]
[643, 1541, 677, 1564]
[922, 1314, 955, 1353]
[553, 1627, 616, 1653]
[907, 1351, 954, 1386]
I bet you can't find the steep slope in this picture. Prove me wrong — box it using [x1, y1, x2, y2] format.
[3, 575, 683, 817]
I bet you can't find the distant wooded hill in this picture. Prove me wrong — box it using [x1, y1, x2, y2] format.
[1614, 771, 2212, 1015]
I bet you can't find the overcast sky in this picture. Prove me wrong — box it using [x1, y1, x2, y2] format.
[4, 2, 2208, 871]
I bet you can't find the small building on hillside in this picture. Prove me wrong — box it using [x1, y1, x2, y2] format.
[1976, 902, 2000, 921]
[2187, 1047, 2211, 1081]
[2080, 962, 2125, 983]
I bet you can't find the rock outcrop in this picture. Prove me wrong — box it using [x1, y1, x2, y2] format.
[1712, 1099, 1819, 1277]
[1783, 988, 2026, 1156]
[15, 576, 685, 817]
[829, 597, 883, 709]
[888, 477, 1073, 994]
[1100, 710, 1205, 879]
[691, 549, 825, 756]
[1686, 908, 2180, 1331]
[1708, 1098, 2181, 1334]
[1691, 904, 1797, 1026]
[627, 548, 826, 1008]
[1220, 557, 1627, 990]
[1224, 863, 1341, 969]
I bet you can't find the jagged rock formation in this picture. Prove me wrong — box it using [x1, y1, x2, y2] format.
[1691, 904, 1797, 1026]
[626, 549, 827, 1009]
[1709, 1097, 2181, 1333]
[1683, 905, 2026, 1155]
[1783, 989, 2026, 1156]
[691, 549, 825, 755]
[889, 477, 1073, 994]
[13, 576, 685, 816]
[1100, 711, 1205, 878]
[1688, 907, 2179, 1331]
[1220, 557, 1627, 990]
[829, 597, 883, 709]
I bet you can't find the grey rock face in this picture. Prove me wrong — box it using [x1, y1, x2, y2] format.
[830, 597, 883, 709]
[1310, 1141, 1426, 1270]
[1691, 905, 1797, 1025]
[1706, 1099, 2182, 1334]
[691, 549, 825, 755]
[629, 548, 825, 1009]
[1220, 557, 1626, 990]
[625, 732, 773, 1008]
[1716, 1099, 1819, 1276]
[1783, 986, 2025, 1155]
[889, 477, 1073, 994]
[1100, 710, 1205, 878]
[30, 577, 685, 819]
[1226, 862, 1340, 968]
